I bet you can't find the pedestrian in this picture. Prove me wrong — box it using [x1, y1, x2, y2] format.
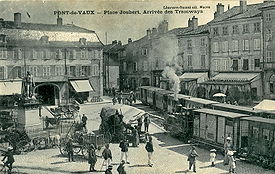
[132, 126, 139, 147]
[133, 91, 136, 103]
[66, 138, 74, 162]
[224, 137, 233, 165]
[118, 92, 122, 104]
[117, 160, 126, 174]
[210, 149, 217, 167]
[228, 151, 236, 174]
[137, 116, 142, 133]
[119, 138, 130, 164]
[88, 144, 97, 172]
[187, 146, 198, 173]
[105, 165, 113, 174]
[102, 144, 112, 170]
[2, 146, 15, 173]
[112, 97, 117, 105]
[144, 114, 151, 132]
[81, 114, 88, 131]
[145, 136, 154, 167]
[112, 87, 116, 97]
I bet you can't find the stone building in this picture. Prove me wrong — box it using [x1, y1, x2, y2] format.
[0, 13, 103, 105]
[199, 1, 275, 103]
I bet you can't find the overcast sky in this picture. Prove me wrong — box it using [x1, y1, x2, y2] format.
[0, 0, 263, 44]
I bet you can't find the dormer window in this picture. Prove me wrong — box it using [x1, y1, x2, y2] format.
[0, 34, 7, 43]
[79, 38, 87, 45]
[40, 36, 49, 44]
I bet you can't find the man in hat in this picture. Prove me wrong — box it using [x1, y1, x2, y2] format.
[187, 146, 198, 173]
[145, 136, 154, 167]
[209, 149, 217, 167]
[88, 144, 97, 172]
[2, 147, 15, 173]
[66, 138, 74, 162]
[119, 138, 130, 164]
[81, 114, 88, 131]
[105, 165, 113, 174]
[117, 160, 126, 174]
[144, 114, 151, 132]
[224, 137, 233, 165]
[102, 144, 112, 170]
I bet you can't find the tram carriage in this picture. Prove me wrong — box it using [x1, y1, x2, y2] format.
[139, 86, 151, 105]
[167, 94, 191, 113]
[240, 116, 275, 167]
[211, 103, 263, 116]
[192, 108, 250, 152]
[155, 89, 174, 111]
[185, 97, 219, 109]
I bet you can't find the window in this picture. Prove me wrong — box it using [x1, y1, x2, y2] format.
[254, 22, 261, 33]
[232, 40, 239, 52]
[214, 59, 218, 71]
[243, 40, 249, 51]
[233, 25, 239, 34]
[69, 49, 76, 59]
[30, 49, 37, 59]
[43, 66, 51, 76]
[123, 62, 127, 71]
[267, 51, 272, 62]
[201, 55, 206, 68]
[243, 59, 249, 70]
[266, 13, 271, 21]
[222, 41, 228, 52]
[252, 127, 259, 139]
[222, 26, 228, 35]
[213, 42, 219, 53]
[253, 39, 261, 50]
[0, 66, 5, 79]
[14, 48, 22, 59]
[263, 129, 270, 141]
[69, 66, 76, 77]
[232, 59, 238, 71]
[133, 62, 138, 71]
[61, 49, 66, 59]
[143, 61, 148, 71]
[187, 40, 192, 49]
[187, 55, 192, 67]
[55, 49, 60, 59]
[270, 83, 274, 93]
[201, 38, 205, 46]
[243, 24, 249, 33]
[29, 66, 38, 77]
[92, 64, 99, 76]
[0, 48, 7, 59]
[142, 48, 148, 56]
[55, 66, 63, 76]
[0, 34, 6, 43]
[81, 49, 87, 59]
[81, 66, 90, 76]
[213, 27, 219, 36]
[42, 50, 47, 59]
[255, 59, 260, 68]
[12, 66, 22, 78]
[266, 29, 272, 41]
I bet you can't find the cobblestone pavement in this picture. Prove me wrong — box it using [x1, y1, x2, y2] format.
[13, 102, 275, 174]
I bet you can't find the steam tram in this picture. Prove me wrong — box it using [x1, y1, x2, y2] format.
[138, 86, 275, 168]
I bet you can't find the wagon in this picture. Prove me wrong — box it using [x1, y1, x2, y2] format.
[59, 122, 105, 159]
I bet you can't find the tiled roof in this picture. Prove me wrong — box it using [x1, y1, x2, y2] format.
[1, 21, 94, 33]
[209, 1, 275, 23]
[211, 73, 260, 82]
[195, 108, 249, 118]
[168, 25, 209, 36]
[241, 116, 275, 124]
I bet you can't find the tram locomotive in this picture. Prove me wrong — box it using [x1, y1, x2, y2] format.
[139, 86, 275, 169]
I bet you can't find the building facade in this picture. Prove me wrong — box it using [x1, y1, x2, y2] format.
[0, 13, 103, 105]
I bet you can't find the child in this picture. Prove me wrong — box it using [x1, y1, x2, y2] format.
[228, 151, 236, 174]
[210, 149, 217, 167]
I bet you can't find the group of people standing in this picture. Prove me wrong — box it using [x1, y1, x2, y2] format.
[112, 91, 136, 106]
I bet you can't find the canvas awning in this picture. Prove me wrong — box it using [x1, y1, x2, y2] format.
[253, 99, 275, 111]
[70, 80, 94, 92]
[179, 72, 208, 83]
[212, 73, 260, 82]
[0, 81, 22, 96]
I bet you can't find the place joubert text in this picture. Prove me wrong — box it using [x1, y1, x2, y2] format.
[103, 10, 165, 15]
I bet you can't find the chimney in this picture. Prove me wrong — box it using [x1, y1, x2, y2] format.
[0, 18, 3, 22]
[112, 40, 117, 44]
[118, 41, 122, 45]
[215, 3, 224, 18]
[191, 16, 198, 30]
[152, 28, 157, 35]
[14, 13, 21, 28]
[128, 38, 132, 43]
[161, 20, 168, 33]
[228, 4, 230, 10]
[146, 29, 151, 39]
[188, 18, 192, 27]
[57, 17, 62, 26]
[240, 0, 247, 13]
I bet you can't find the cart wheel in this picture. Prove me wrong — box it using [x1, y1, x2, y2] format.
[73, 145, 82, 154]
[81, 145, 89, 159]
[37, 137, 48, 149]
[59, 138, 68, 156]
[17, 141, 31, 153]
